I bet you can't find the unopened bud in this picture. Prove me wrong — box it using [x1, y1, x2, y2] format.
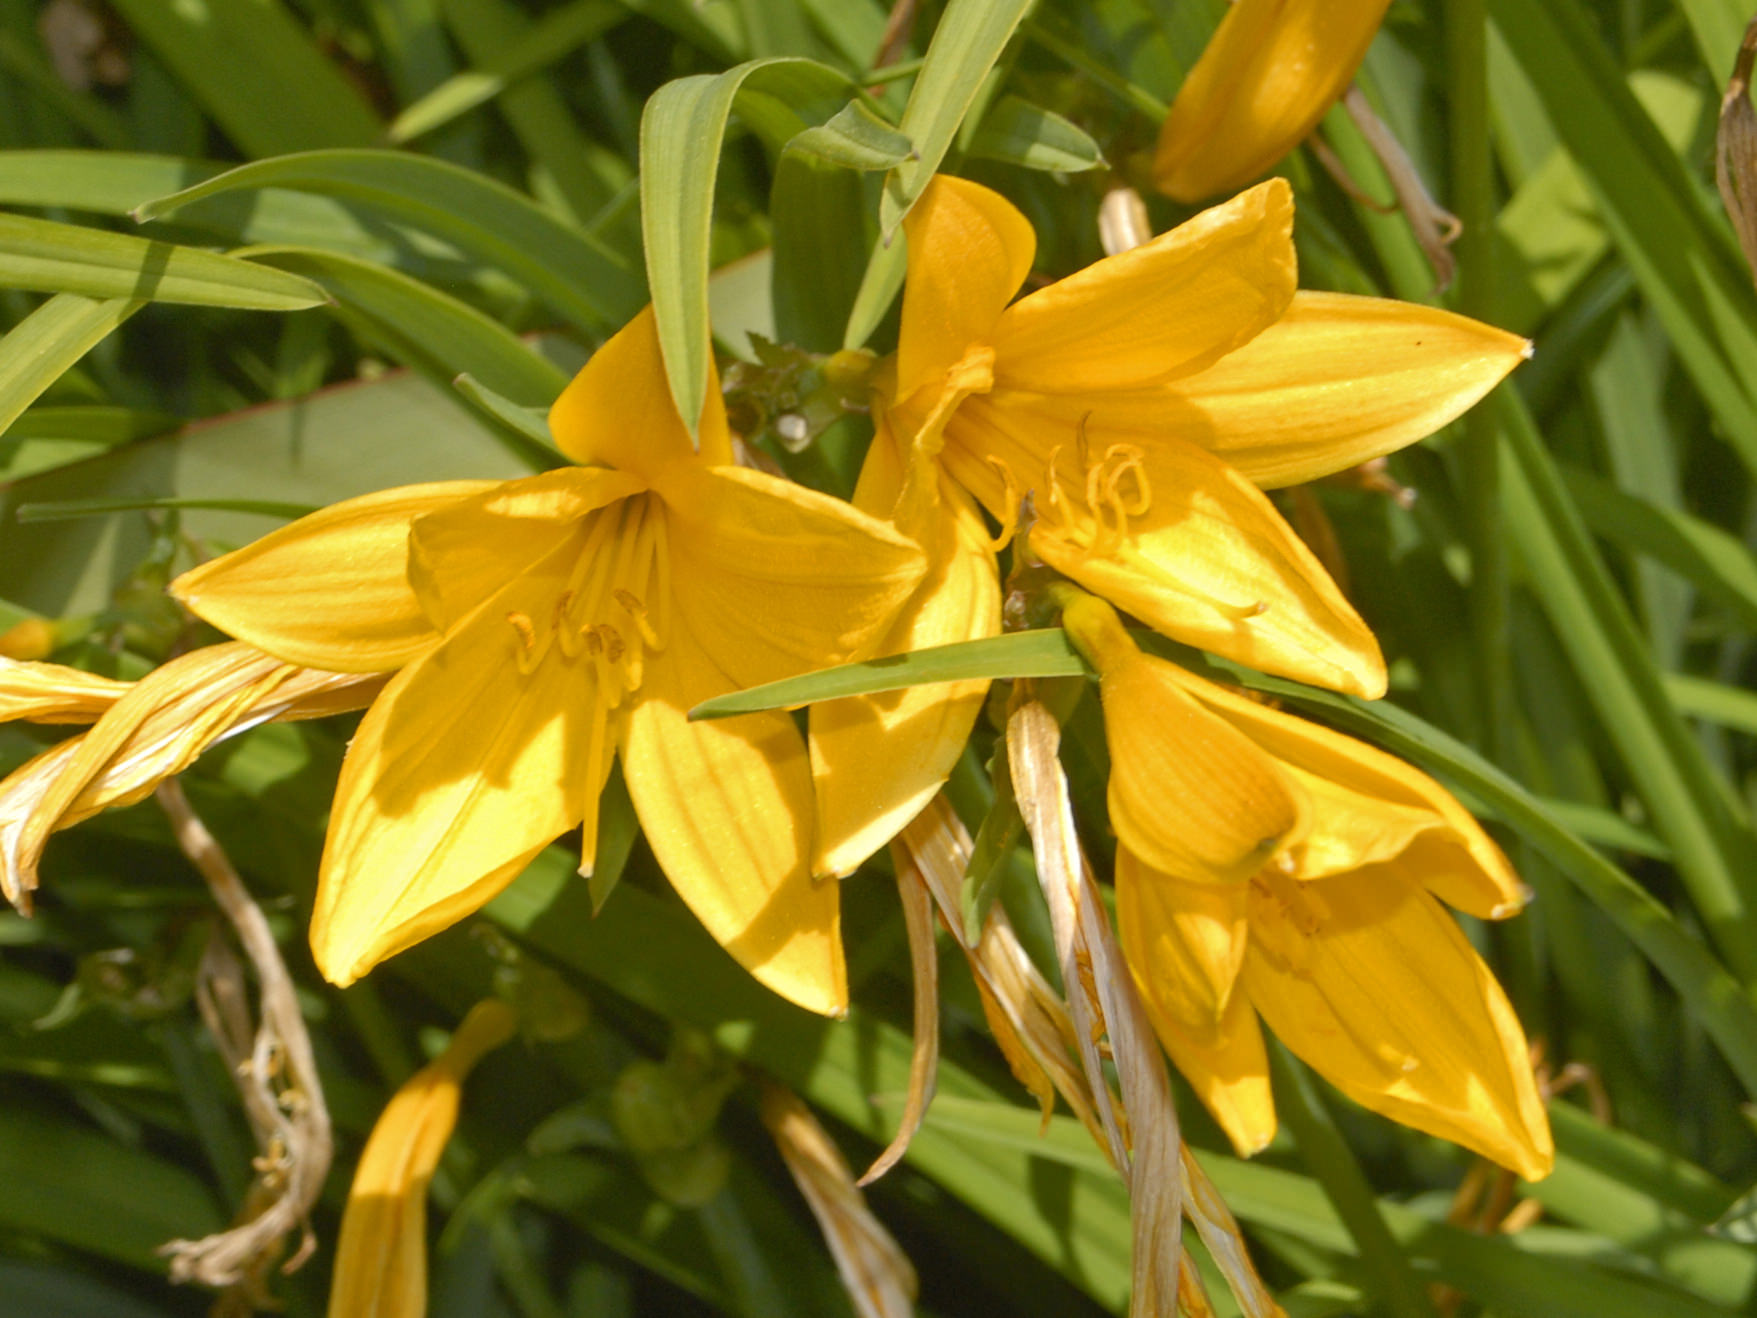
[0, 618, 57, 660]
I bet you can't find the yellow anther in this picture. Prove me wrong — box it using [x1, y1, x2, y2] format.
[614, 589, 661, 649]
[984, 456, 1021, 552]
[597, 624, 626, 665]
[507, 611, 541, 674]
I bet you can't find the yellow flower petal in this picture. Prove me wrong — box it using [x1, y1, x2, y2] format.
[548, 305, 734, 475]
[1116, 847, 1250, 1025]
[1061, 599, 1307, 884]
[811, 461, 1001, 878]
[311, 534, 604, 988]
[1154, 0, 1394, 202]
[972, 292, 1531, 490]
[171, 482, 494, 673]
[944, 402, 1386, 695]
[659, 462, 926, 692]
[0, 657, 129, 724]
[1243, 869, 1554, 1180]
[622, 624, 846, 1017]
[896, 174, 1036, 406]
[991, 180, 1297, 393]
[1167, 669, 1527, 917]
[1118, 873, 1276, 1155]
[407, 466, 648, 632]
[328, 999, 517, 1318]
[0, 644, 381, 908]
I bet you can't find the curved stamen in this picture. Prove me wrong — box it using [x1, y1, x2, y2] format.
[984, 456, 1021, 552]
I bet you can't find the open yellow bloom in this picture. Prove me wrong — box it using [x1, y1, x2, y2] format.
[1063, 594, 1552, 1180]
[170, 309, 924, 1015]
[1155, 0, 1394, 202]
[810, 173, 1527, 875]
[0, 646, 382, 908]
[328, 999, 517, 1318]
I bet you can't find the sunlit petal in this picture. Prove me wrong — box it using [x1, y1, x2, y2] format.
[0, 657, 129, 724]
[622, 623, 845, 1017]
[328, 1000, 517, 1318]
[1116, 847, 1250, 1025]
[1120, 873, 1276, 1155]
[973, 292, 1530, 489]
[660, 462, 925, 692]
[1154, 0, 1394, 202]
[812, 463, 1000, 878]
[896, 174, 1036, 405]
[408, 466, 646, 632]
[311, 534, 600, 988]
[1244, 870, 1554, 1180]
[171, 483, 493, 673]
[1169, 669, 1527, 916]
[548, 304, 734, 473]
[944, 402, 1385, 695]
[991, 180, 1296, 393]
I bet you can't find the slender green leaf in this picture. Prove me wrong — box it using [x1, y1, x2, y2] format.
[106, 0, 382, 157]
[879, 0, 1035, 236]
[0, 213, 326, 309]
[786, 99, 914, 169]
[639, 58, 851, 433]
[14, 496, 315, 523]
[132, 149, 644, 333]
[388, 0, 625, 144]
[966, 94, 1105, 172]
[0, 293, 140, 436]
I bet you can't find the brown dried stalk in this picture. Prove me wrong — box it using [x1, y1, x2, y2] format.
[858, 866, 940, 1185]
[1718, 16, 1757, 289]
[155, 779, 333, 1297]
[1333, 86, 1463, 293]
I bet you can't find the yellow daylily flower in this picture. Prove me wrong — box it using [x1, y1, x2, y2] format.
[0, 645, 383, 909]
[1155, 0, 1395, 203]
[1063, 594, 1552, 1180]
[328, 999, 517, 1318]
[170, 308, 924, 1015]
[810, 173, 1526, 875]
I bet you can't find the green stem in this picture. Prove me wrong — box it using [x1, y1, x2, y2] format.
[1447, 0, 1509, 758]
[1268, 1042, 1438, 1318]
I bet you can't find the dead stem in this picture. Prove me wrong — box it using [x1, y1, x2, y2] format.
[155, 778, 333, 1298]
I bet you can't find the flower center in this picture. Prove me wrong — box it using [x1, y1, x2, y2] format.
[503, 494, 670, 869]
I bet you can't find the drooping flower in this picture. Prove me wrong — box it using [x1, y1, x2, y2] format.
[810, 173, 1528, 876]
[0, 645, 383, 908]
[1061, 591, 1553, 1179]
[328, 999, 517, 1318]
[169, 308, 924, 1015]
[1155, 0, 1395, 203]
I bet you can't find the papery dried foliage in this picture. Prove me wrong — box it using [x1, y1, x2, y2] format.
[1006, 686, 1185, 1318]
[0, 644, 383, 908]
[156, 780, 333, 1298]
[761, 1083, 919, 1318]
[859, 866, 940, 1184]
[1718, 16, 1757, 288]
[1336, 88, 1460, 292]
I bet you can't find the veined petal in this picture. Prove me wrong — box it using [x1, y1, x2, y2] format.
[408, 466, 646, 633]
[990, 180, 1296, 394]
[171, 482, 494, 673]
[811, 465, 1001, 878]
[329, 999, 517, 1318]
[1116, 847, 1250, 1025]
[311, 533, 603, 988]
[0, 644, 382, 908]
[660, 463, 925, 692]
[1066, 605, 1306, 884]
[1154, 0, 1394, 203]
[1119, 881, 1275, 1155]
[975, 292, 1531, 489]
[622, 622, 845, 1017]
[0, 657, 129, 724]
[548, 305, 734, 475]
[896, 175, 1036, 406]
[1169, 669, 1527, 917]
[944, 402, 1385, 695]
[1244, 870, 1554, 1180]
